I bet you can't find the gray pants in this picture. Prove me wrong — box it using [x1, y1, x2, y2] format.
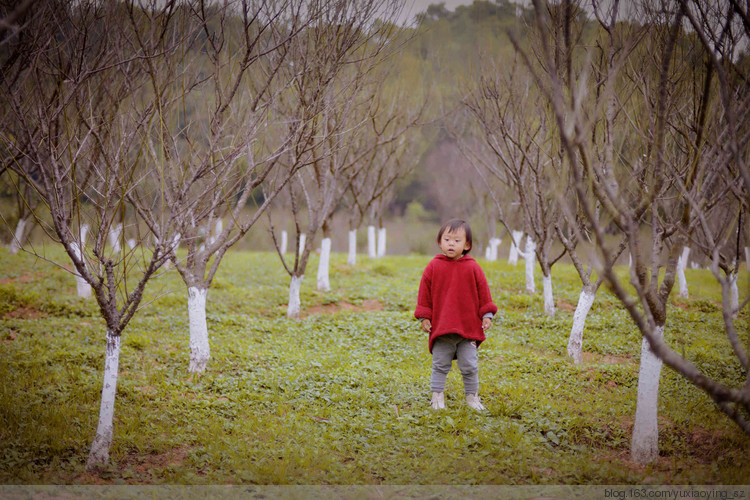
[430, 333, 479, 394]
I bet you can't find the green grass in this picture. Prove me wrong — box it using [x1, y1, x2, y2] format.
[0, 246, 748, 484]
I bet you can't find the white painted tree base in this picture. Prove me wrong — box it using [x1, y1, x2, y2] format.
[71, 242, 91, 299]
[347, 230, 357, 266]
[287, 275, 303, 319]
[280, 230, 288, 255]
[525, 236, 536, 294]
[377, 227, 386, 258]
[486, 238, 501, 261]
[317, 238, 331, 291]
[86, 331, 121, 470]
[729, 273, 739, 318]
[631, 325, 665, 465]
[109, 224, 122, 253]
[367, 225, 376, 258]
[188, 287, 210, 373]
[542, 273, 555, 317]
[567, 289, 596, 364]
[508, 230, 522, 265]
[9, 218, 27, 254]
[677, 247, 690, 298]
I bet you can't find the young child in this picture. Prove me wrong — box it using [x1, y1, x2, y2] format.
[415, 219, 497, 411]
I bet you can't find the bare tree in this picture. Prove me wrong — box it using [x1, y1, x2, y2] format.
[516, 0, 750, 465]
[1, 170, 39, 254]
[461, 56, 568, 316]
[126, 0, 339, 373]
[0, 0, 179, 469]
[264, 0, 409, 318]
[343, 80, 424, 265]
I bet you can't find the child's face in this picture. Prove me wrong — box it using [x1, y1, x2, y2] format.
[439, 228, 470, 260]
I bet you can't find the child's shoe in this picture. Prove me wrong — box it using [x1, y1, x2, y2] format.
[431, 392, 445, 410]
[466, 393, 486, 411]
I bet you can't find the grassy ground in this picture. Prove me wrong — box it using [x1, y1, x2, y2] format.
[0, 246, 748, 485]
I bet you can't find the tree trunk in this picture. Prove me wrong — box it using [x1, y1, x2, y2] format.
[108, 223, 122, 253]
[377, 227, 386, 258]
[9, 217, 29, 254]
[677, 247, 690, 298]
[729, 272, 739, 318]
[188, 287, 210, 373]
[508, 230, 523, 265]
[86, 330, 121, 470]
[214, 219, 223, 243]
[281, 230, 288, 255]
[567, 287, 596, 364]
[487, 237, 501, 261]
[347, 229, 357, 266]
[542, 272, 555, 317]
[524, 235, 536, 294]
[367, 225, 376, 258]
[287, 275, 303, 319]
[317, 237, 332, 291]
[631, 324, 665, 465]
[298, 233, 306, 261]
[745, 247, 749, 272]
[71, 242, 92, 299]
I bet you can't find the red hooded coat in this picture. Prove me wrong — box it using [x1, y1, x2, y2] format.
[415, 254, 498, 352]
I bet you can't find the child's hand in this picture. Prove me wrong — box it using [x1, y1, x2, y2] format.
[482, 317, 492, 330]
[421, 319, 432, 333]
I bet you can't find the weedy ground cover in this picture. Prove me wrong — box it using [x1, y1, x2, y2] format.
[0, 247, 748, 484]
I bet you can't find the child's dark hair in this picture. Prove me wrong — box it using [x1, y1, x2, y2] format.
[437, 219, 473, 255]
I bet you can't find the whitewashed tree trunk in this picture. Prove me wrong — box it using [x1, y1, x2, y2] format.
[729, 272, 739, 319]
[298, 233, 306, 261]
[524, 236, 536, 294]
[108, 223, 122, 253]
[86, 331, 121, 470]
[280, 230, 288, 255]
[367, 225, 376, 258]
[631, 325, 665, 465]
[377, 227, 386, 258]
[71, 242, 92, 299]
[287, 275, 303, 319]
[745, 247, 749, 272]
[164, 233, 180, 270]
[127, 239, 136, 250]
[214, 219, 223, 241]
[567, 289, 596, 364]
[508, 230, 523, 265]
[542, 272, 555, 317]
[347, 229, 357, 266]
[677, 247, 690, 298]
[188, 287, 210, 373]
[317, 238, 331, 291]
[9, 218, 27, 254]
[628, 253, 632, 268]
[486, 237, 501, 261]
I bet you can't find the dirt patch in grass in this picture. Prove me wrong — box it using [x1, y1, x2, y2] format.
[303, 299, 383, 317]
[582, 351, 634, 365]
[1, 306, 46, 320]
[556, 297, 577, 313]
[0, 274, 39, 284]
[73, 446, 193, 484]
